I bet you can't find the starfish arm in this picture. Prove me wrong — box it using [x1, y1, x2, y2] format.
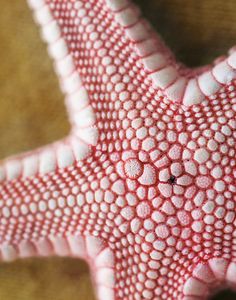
[0, 136, 122, 299]
[28, 0, 236, 110]
[0, 137, 115, 260]
[0, 134, 95, 179]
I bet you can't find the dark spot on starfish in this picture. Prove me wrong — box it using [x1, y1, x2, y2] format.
[168, 175, 177, 185]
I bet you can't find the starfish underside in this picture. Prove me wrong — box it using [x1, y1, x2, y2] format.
[1, 0, 236, 299]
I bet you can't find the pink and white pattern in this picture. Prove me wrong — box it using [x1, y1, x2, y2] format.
[1, 0, 236, 299]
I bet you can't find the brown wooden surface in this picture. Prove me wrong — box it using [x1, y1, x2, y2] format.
[0, 0, 236, 299]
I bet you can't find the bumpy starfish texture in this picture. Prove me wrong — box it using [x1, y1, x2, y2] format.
[1, 0, 236, 299]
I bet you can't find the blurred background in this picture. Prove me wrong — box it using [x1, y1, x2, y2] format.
[0, 0, 236, 299]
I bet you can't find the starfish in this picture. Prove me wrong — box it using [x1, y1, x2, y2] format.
[1, 0, 236, 299]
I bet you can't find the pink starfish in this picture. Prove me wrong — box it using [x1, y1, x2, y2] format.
[1, 0, 236, 299]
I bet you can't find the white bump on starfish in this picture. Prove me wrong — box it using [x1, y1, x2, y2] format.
[228, 51, 236, 68]
[121, 206, 134, 220]
[126, 22, 150, 41]
[171, 196, 184, 209]
[22, 154, 38, 177]
[95, 248, 115, 268]
[158, 183, 172, 198]
[114, 5, 140, 27]
[194, 148, 210, 164]
[51, 38, 69, 62]
[151, 66, 178, 90]
[165, 77, 188, 103]
[50, 236, 70, 256]
[183, 78, 206, 105]
[198, 71, 221, 96]
[111, 179, 126, 195]
[42, 20, 61, 44]
[70, 136, 93, 160]
[214, 180, 226, 192]
[192, 263, 215, 284]
[142, 53, 167, 72]
[162, 200, 175, 215]
[227, 262, 236, 284]
[35, 238, 54, 257]
[96, 267, 115, 288]
[124, 158, 143, 179]
[66, 87, 90, 111]
[155, 224, 169, 239]
[184, 161, 197, 176]
[39, 149, 56, 174]
[196, 175, 212, 189]
[86, 237, 105, 257]
[177, 174, 192, 186]
[57, 144, 75, 169]
[183, 277, 208, 297]
[75, 127, 99, 146]
[138, 164, 157, 186]
[36, 7, 52, 25]
[130, 218, 141, 234]
[136, 201, 151, 219]
[5, 160, 22, 180]
[97, 287, 115, 300]
[1, 244, 18, 262]
[213, 61, 236, 84]
[192, 221, 204, 233]
[73, 106, 96, 128]
[62, 72, 82, 94]
[19, 240, 36, 258]
[209, 258, 228, 281]
[135, 38, 158, 58]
